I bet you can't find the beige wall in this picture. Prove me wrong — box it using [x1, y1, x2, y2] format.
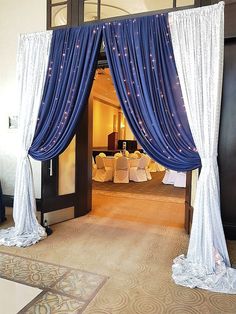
[92, 98, 136, 147]
[0, 0, 46, 196]
[125, 121, 135, 141]
[93, 99, 119, 148]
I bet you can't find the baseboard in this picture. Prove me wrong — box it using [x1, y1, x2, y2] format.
[2, 195, 42, 210]
[223, 223, 236, 240]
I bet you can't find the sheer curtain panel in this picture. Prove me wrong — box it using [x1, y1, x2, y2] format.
[0, 32, 52, 247]
[169, 2, 236, 293]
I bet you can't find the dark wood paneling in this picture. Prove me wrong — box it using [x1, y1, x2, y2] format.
[225, 3, 236, 38]
[218, 38, 236, 239]
[41, 194, 76, 212]
[2, 195, 42, 211]
[200, 0, 212, 5]
[195, 2, 236, 38]
[41, 159, 59, 198]
[185, 171, 192, 234]
[75, 98, 93, 217]
[71, 0, 80, 26]
[0, 182, 5, 222]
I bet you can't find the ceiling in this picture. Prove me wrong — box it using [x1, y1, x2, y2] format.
[91, 68, 120, 108]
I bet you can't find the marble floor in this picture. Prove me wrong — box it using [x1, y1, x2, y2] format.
[0, 251, 107, 313]
[0, 278, 42, 314]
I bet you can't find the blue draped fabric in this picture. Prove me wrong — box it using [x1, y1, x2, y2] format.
[103, 14, 201, 171]
[29, 25, 102, 160]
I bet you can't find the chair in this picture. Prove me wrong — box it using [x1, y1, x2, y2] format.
[114, 152, 122, 158]
[134, 150, 142, 158]
[113, 156, 129, 183]
[162, 169, 177, 185]
[98, 152, 106, 158]
[129, 153, 138, 159]
[148, 158, 157, 172]
[143, 155, 152, 180]
[93, 155, 113, 182]
[148, 159, 165, 172]
[174, 172, 186, 188]
[124, 150, 129, 157]
[129, 158, 139, 168]
[156, 163, 165, 172]
[129, 155, 150, 182]
[92, 156, 97, 179]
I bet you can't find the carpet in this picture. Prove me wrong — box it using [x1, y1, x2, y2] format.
[92, 171, 185, 203]
[1, 211, 236, 313]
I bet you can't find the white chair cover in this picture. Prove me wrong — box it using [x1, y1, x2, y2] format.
[124, 150, 129, 157]
[129, 158, 139, 168]
[114, 152, 122, 158]
[98, 152, 106, 158]
[148, 159, 158, 172]
[113, 156, 129, 183]
[93, 155, 113, 182]
[156, 163, 165, 172]
[148, 159, 165, 172]
[92, 156, 97, 179]
[130, 156, 149, 182]
[162, 169, 176, 185]
[129, 153, 138, 159]
[143, 155, 152, 180]
[174, 172, 186, 188]
[134, 150, 142, 158]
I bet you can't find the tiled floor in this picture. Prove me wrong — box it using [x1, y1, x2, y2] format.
[0, 252, 108, 313]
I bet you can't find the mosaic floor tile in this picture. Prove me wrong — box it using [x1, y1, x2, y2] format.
[0, 252, 108, 313]
[22, 291, 85, 314]
[0, 252, 67, 288]
[53, 269, 106, 301]
[0, 278, 42, 314]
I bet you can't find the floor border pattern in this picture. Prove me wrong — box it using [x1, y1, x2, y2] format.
[0, 251, 108, 313]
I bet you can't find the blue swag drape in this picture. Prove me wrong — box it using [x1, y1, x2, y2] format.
[28, 15, 200, 171]
[29, 25, 102, 160]
[103, 14, 200, 171]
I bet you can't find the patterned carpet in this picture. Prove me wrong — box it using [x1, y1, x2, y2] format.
[0, 174, 235, 313]
[0, 205, 236, 313]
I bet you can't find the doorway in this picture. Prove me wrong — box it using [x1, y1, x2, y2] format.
[90, 68, 186, 229]
[40, 67, 187, 230]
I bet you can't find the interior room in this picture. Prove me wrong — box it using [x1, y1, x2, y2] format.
[90, 67, 186, 227]
[0, 1, 236, 313]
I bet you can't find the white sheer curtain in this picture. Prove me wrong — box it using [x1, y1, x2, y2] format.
[0, 31, 52, 247]
[169, 2, 236, 293]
